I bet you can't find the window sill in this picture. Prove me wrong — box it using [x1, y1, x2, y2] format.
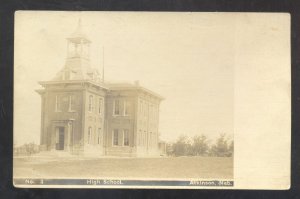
[112, 115, 130, 117]
[112, 145, 131, 147]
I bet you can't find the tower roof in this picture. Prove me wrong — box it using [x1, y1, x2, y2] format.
[67, 19, 91, 44]
[50, 19, 101, 82]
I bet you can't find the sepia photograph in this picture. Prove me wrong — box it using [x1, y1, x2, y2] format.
[13, 11, 290, 189]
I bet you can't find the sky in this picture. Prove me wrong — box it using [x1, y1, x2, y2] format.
[14, 12, 289, 146]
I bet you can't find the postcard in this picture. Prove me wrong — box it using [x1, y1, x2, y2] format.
[13, 11, 290, 189]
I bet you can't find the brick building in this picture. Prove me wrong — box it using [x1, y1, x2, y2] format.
[36, 21, 164, 157]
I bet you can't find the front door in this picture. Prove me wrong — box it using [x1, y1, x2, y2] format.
[55, 127, 65, 150]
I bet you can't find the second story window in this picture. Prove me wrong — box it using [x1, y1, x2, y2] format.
[149, 104, 153, 120]
[114, 99, 120, 115]
[98, 98, 103, 115]
[144, 102, 148, 117]
[140, 100, 143, 115]
[124, 101, 131, 116]
[68, 95, 75, 112]
[55, 95, 61, 112]
[88, 95, 93, 112]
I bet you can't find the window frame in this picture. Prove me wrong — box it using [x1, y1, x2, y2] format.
[88, 127, 92, 144]
[113, 129, 119, 146]
[98, 97, 103, 115]
[123, 100, 130, 116]
[68, 95, 76, 112]
[113, 99, 120, 116]
[123, 129, 129, 146]
[88, 95, 94, 112]
[97, 128, 101, 144]
[55, 95, 61, 112]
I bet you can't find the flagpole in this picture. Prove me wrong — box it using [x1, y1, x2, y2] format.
[102, 46, 105, 83]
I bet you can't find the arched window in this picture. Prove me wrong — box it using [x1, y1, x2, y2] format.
[88, 95, 93, 112]
[88, 127, 92, 144]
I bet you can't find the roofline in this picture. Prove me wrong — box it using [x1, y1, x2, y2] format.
[38, 80, 164, 100]
[66, 37, 91, 43]
[138, 86, 164, 100]
[108, 86, 164, 100]
[38, 80, 109, 90]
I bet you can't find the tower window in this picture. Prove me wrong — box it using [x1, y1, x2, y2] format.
[114, 100, 120, 115]
[64, 71, 70, 80]
[123, 129, 129, 146]
[88, 95, 93, 112]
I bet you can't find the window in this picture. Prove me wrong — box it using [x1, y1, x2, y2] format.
[64, 71, 70, 80]
[55, 95, 61, 112]
[88, 95, 93, 112]
[113, 129, 119, 146]
[123, 129, 129, 146]
[97, 128, 101, 144]
[68, 95, 75, 112]
[98, 98, 103, 115]
[149, 104, 153, 121]
[55, 127, 60, 144]
[124, 101, 130, 116]
[88, 127, 92, 144]
[144, 131, 147, 146]
[114, 100, 120, 115]
[140, 100, 143, 115]
[138, 130, 142, 146]
[144, 102, 147, 117]
[154, 106, 158, 121]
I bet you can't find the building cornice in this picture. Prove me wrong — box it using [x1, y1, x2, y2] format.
[38, 80, 109, 90]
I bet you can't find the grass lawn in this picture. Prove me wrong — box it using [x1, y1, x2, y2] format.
[13, 156, 233, 179]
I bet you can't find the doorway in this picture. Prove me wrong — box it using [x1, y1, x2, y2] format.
[55, 127, 65, 150]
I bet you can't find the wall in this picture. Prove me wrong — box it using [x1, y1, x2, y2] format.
[82, 84, 106, 156]
[136, 92, 160, 156]
[40, 83, 84, 154]
[105, 90, 137, 156]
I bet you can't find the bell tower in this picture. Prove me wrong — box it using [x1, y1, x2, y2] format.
[66, 19, 91, 60]
[53, 19, 101, 82]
